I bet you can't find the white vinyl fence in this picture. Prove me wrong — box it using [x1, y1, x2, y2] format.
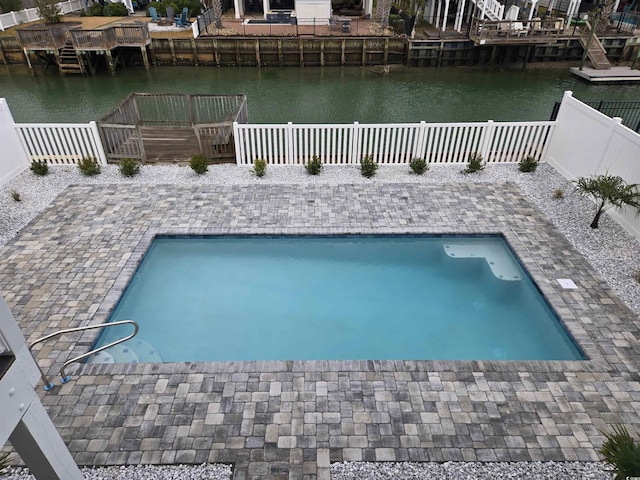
[544, 91, 640, 239]
[0, 0, 83, 31]
[15, 122, 107, 165]
[233, 120, 555, 166]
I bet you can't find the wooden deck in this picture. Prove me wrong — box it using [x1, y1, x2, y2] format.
[17, 23, 150, 51]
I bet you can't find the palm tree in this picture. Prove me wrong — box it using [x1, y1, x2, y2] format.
[596, 0, 616, 34]
[0, 453, 11, 475]
[375, 0, 392, 29]
[574, 173, 640, 229]
[599, 424, 640, 480]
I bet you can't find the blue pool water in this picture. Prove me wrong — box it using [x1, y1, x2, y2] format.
[90, 235, 583, 362]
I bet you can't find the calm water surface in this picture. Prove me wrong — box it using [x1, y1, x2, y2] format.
[2, 65, 639, 123]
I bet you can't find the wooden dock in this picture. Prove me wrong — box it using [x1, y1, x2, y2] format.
[570, 66, 640, 84]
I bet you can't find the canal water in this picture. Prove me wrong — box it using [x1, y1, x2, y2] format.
[1, 65, 639, 123]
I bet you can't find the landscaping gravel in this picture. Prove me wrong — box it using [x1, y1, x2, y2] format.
[4, 463, 232, 480]
[0, 162, 636, 480]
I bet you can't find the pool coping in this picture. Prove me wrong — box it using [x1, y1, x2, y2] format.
[80, 226, 601, 378]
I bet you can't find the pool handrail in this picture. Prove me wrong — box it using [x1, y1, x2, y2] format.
[28, 320, 139, 391]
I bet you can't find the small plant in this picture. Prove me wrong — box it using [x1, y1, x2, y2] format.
[552, 189, 564, 199]
[360, 155, 378, 178]
[35, 0, 61, 24]
[305, 155, 323, 176]
[409, 157, 428, 175]
[574, 173, 640, 229]
[0, 452, 11, 475]
[30, 159, 49, 176]
[119, 158, 140, 177]
[78, 156, 101, 176]
[84, 2, 104, 15]
[519, 155, 539, 173]
[189, 154, 208, 175]
[633, 270, 640, 284]
[463, 152, 485, 174]
[599, 424, 640, 480]
[253, 158, 267, 178]
[10, 190, 21, 202]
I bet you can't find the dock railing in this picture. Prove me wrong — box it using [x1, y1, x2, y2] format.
[69, 28, 117, 50]
[233, 120, 555, 165]
[16, 24, 69, 50]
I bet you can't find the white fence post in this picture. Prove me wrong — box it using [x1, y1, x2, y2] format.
[286, 122, 294, 164]
[350, 121, 360, 164]
[89, 121, 108, 165]
[412, 121, 427, 160]
[233, 122, 241, 165]
[479, 120, 494, 160]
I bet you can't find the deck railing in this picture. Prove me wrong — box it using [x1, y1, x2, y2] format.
[112, 24, 151, 46]
[69, 28, 117, 50]
[233, 120, 555, 165]
[469, 17, 567, 44]
[16, 25, 69, 50]
[15, 122, 107, 164]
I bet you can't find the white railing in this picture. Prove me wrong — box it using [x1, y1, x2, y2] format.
[0, 0, 83, 31]
[15, 122, 107, 165]
[485, 0, 505, 20]
[233, 120, 555, 165]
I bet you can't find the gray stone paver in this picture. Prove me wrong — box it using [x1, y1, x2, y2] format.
[1, 182, 640, 479]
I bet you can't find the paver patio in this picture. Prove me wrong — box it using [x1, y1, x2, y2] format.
[1, 181, 639, 480]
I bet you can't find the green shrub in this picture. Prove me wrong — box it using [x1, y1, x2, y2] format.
[30, 159, 49, 176]
[104, 1, 128, 15]
[189, 154, 208, 175]
[552, 188, 564, 199]
[409, 157, 428, 175]
[599, 424, 640, 480]
[35, 0, 61, 24]
[633, 271, 640, 284]
[0, 0, 22, 14]
[119, 158, 140, 177]
[172, 0, 202, 16]
[78, 156, 101, 176]
[463, 152, 484, 174]
[11, 190, 21, 202]
[305, 155, 323, 175]
[360, 155, 378, 178]
[253, 158, 267, 178]
[519, 155, 539, 173]
[0, 452, 11, 475]
[84, 2, 104, 15]
[147, 1, 166, 15]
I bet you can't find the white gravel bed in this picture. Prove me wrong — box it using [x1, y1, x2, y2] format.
[330, 461, 613, 479]
[3, 463, 232, 480]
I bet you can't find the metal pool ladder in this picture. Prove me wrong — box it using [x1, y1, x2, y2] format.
[28, 320, 139, 391]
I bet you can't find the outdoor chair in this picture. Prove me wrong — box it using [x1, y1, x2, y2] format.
[175, 7, 190, 27]
[166, 6, 175, 22]
[148, 6, 161, 22]
[329, 15, 339, 30]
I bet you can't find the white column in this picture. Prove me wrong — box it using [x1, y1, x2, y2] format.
[528, 0, 539, 20]
[234, 0, 244, 19]
[364, 0, 372, 17]
[441, 0, 450, 31]
[455, 0, 466, 31]
[263, 0, 270, 16]
[613, 0, 620, 12]
[435, 0, 441, 28]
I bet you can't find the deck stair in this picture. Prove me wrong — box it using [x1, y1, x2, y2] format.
[57, 40, 86, 75]
[579, 25, 611, 70]
[474, 0, 502, 21]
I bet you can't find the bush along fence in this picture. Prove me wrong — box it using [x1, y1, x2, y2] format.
[0, 0, 83, 31]
[232, 120, 555, 165]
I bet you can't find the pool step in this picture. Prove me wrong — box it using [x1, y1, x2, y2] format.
[86, 338, 162, 364]
[443, 242, 522, 281]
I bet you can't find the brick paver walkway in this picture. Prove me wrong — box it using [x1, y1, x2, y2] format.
[1, 182, 639, 480]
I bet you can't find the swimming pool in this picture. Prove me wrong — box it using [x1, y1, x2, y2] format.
[89, 235, 583, 362]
